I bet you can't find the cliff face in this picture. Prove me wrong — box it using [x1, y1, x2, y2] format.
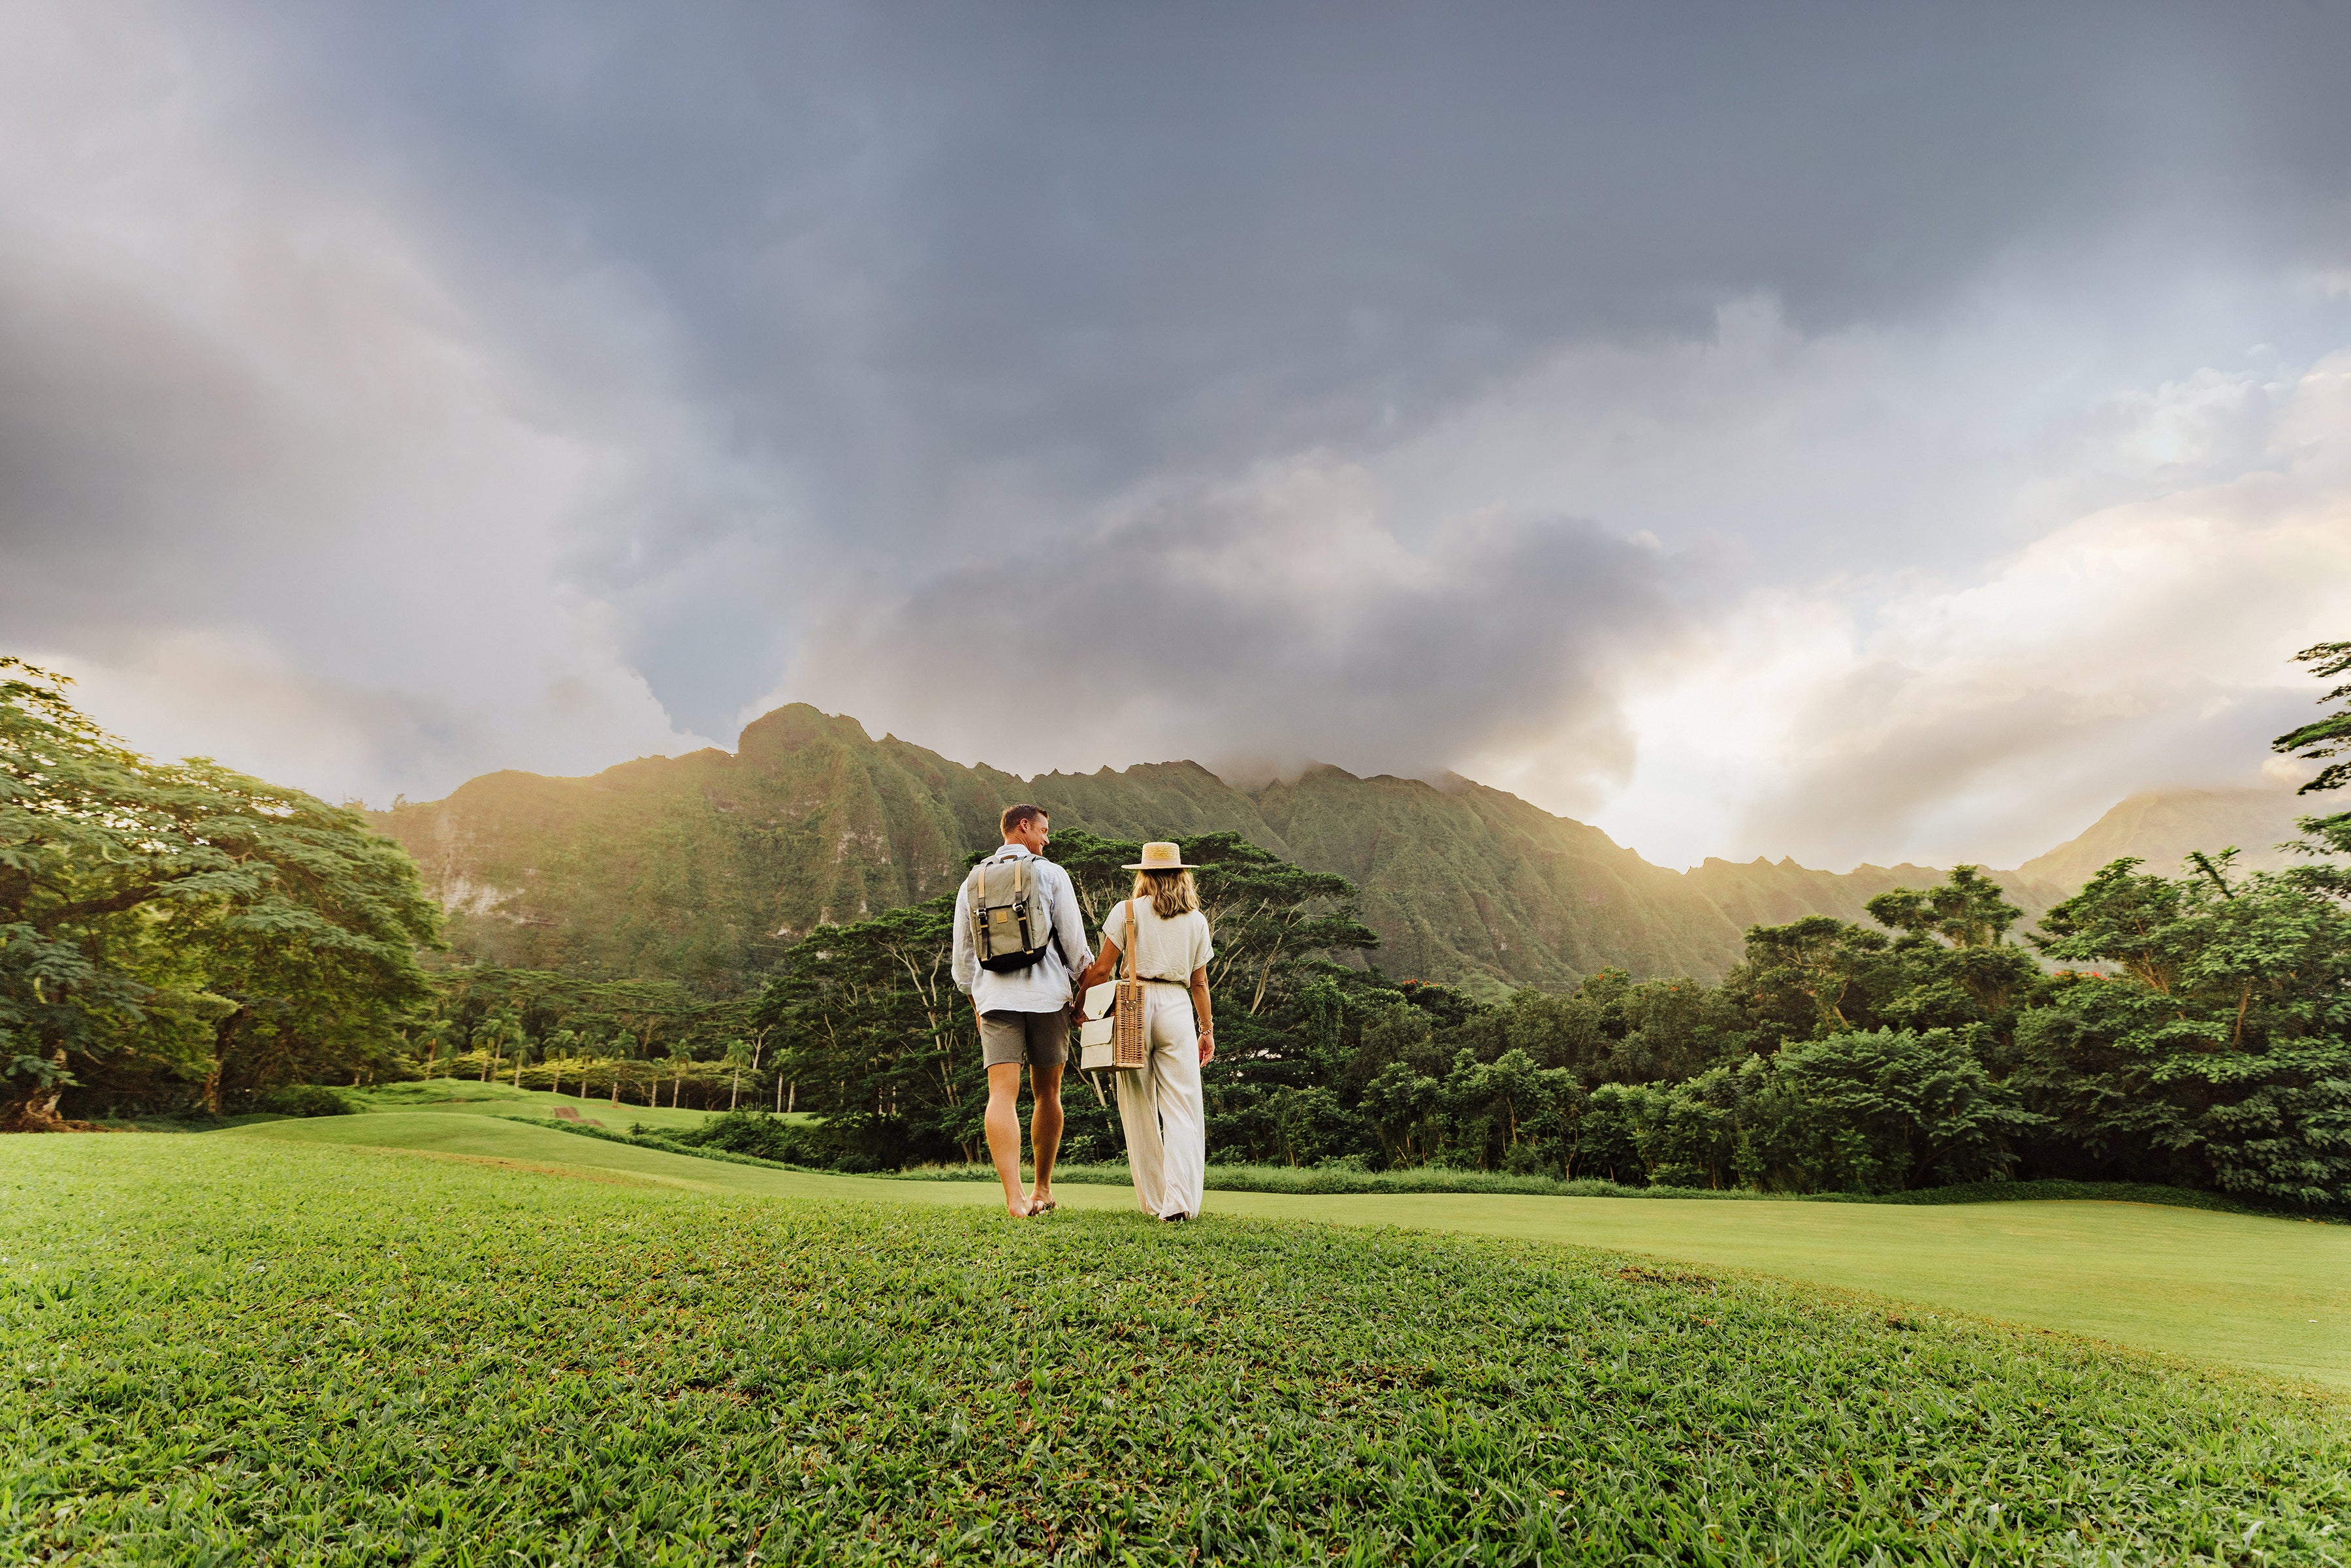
[375, 702, 2255, 995]
[374, 707, 1022, 987]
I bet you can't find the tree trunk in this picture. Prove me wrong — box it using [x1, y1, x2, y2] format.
[203, 1024, 230, 1116]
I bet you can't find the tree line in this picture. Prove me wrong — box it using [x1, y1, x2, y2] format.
[734, 639, 2351, 1210]
[729, 820, 2351, 1210]
[8, 643, 2348, 1213]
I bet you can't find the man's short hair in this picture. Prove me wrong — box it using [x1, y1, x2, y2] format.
[1000, 803, 1048, 837]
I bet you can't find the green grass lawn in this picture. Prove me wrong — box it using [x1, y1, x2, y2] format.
[237, 1110, 2351, 1391]
[349, 1077, 767, 1135]
[6, 1134, 2347, 1565]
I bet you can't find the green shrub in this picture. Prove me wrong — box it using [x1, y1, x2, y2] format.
[251, 1085, 358, 1118]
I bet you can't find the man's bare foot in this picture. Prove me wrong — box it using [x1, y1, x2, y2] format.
[1004, 1194, 1034, 1218]
[1031, 1190, 1058, 1213]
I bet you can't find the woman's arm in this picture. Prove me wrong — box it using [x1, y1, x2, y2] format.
[1074, 903, 1123, 1000]
[1076, 940, 1121, 994]
[1189, 965, 1213, 1063]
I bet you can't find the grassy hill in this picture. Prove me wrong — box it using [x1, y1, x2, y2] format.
[7, 1132, 2346, 1562]
[371, 704, 2092, 993]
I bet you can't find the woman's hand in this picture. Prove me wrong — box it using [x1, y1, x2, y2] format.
[1189, 966, 1214, 1063]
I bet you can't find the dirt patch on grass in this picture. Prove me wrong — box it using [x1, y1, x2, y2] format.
[1616, 1263, 1718, 1291]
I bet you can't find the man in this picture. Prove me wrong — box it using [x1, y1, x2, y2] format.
[951, 803, 1092, 1217]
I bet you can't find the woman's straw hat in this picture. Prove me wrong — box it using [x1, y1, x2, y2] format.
[1122, 840, 1199, 871]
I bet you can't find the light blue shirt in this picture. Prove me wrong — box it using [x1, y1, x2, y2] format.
[950, 844, 1095, 1014]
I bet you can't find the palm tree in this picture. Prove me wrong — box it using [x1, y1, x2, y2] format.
[724, 1038, 751, 1110]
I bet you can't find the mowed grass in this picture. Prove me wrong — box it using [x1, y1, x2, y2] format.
[239, 1112, 2351, 1390]
[351, 1078, 765, 1136]
[6, 1136, 2350, 1565]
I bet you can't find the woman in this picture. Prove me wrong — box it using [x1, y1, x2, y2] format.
[1076, 841, 1215, 1223]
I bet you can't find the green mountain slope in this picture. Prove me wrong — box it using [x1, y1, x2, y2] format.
[371, 707, 1934, 992]
[375, 703, 2220, 995]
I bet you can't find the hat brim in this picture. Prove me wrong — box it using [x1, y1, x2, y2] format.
[1121, 861, 1200, 871]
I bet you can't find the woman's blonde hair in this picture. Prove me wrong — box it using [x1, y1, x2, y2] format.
[1132, 867, 1199, 920]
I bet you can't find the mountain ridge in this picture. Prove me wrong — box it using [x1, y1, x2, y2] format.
[367, 701, 2309, 995]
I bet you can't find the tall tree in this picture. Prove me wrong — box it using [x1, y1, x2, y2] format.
[2025, 854, 2351, 1207]
[1, 659, 441, 1122]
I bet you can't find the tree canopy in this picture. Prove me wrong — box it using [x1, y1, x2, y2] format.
[1, 660, 440, 1123]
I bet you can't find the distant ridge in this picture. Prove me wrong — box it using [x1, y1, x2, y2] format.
[368, 703, 2302, 995]
[2018, 786, 2316, 891]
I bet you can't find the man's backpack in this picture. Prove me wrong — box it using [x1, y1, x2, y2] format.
[965, 855, 1062, 973]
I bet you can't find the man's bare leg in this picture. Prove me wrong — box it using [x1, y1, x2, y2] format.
[1029, 1062, 1064, 1208]
[984, 1061, 1032, 1217]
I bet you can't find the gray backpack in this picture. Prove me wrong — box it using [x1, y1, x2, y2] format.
[965, 856, 1063, 973]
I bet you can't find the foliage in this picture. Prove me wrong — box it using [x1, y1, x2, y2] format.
[8, 1137, 2348, 1563]
[649, 1106, 892, 1170]
[755, 829, 1378, 1170]
[881, 1160, 2327, 1217]
[2272, 638, 2351, 796]
[2024, 853, 2351, 1208]
[760, 821, 2349, 1208]
[1750, 1029, 2032, 1193]
[1, 659, 440, 1122]
[252, 1085, 359, 1118]
[402, 967, 776, 1110]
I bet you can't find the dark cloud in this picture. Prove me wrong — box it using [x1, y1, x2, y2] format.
[173, 0, 2351, 725]
[0, 254, 301, 641]
[9, 2, 2351, 842]
[782, 460, 1672, 793]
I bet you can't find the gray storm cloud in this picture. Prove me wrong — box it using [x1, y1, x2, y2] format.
[776, 461, 1673, 793]
[5, 1, 2351, 861]
[172, 0, 2351, 731]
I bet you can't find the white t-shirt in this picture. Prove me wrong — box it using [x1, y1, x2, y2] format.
[1101, 897, 1214, 983]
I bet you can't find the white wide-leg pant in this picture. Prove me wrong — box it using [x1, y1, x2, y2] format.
[1113, 986, 1205, 1219]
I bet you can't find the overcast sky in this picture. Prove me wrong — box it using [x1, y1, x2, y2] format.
[7, 1, 2350, 869]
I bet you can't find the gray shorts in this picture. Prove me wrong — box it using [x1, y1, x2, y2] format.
[978, 1008, 1069, 1069]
